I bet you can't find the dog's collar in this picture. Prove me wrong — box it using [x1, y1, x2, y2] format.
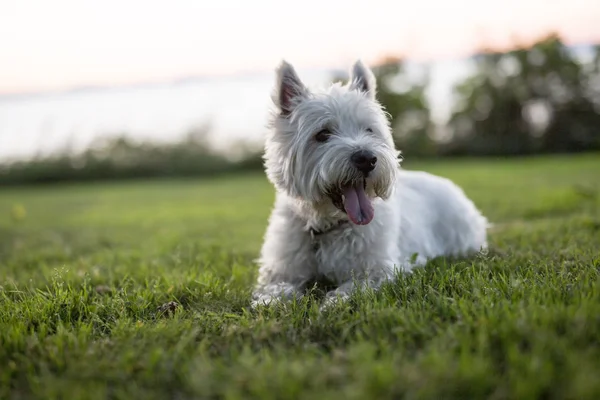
[308, 219, 350, 247]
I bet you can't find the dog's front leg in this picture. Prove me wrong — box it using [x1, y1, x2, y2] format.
[251, 204, 318, 309]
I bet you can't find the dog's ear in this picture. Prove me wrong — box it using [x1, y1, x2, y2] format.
[273, 60, 308, 116]
[349, 60, 377, 100]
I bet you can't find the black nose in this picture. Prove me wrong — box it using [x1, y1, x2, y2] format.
[351, 150, 377, 174]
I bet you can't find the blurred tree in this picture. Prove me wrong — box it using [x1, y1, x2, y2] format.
[446, 34, 600, 156]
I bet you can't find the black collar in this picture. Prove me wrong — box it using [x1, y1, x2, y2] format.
[308, 219, 349, 243]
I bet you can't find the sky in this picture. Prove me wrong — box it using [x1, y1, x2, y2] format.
[1, 0, 599, 94]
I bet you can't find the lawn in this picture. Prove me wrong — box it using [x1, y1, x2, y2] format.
[1, 154, 599, 399]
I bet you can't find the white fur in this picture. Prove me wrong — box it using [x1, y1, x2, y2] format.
[252, 60, 488, 309]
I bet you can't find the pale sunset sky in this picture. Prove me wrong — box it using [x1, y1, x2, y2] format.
[1, 0, 599, 94]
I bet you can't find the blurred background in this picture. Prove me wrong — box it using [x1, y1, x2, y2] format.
[1, 0, 599, 185]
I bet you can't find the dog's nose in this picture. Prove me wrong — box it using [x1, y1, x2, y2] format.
[351, 150, 377, 174]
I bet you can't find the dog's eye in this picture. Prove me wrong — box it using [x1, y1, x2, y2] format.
[315, 129, 332, 142]
[365, 128, 373, 133]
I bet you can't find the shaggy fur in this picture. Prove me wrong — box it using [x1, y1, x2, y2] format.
[251, 60, 488, 309]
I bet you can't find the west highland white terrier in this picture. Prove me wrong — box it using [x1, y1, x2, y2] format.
[251, 60, 489, 309]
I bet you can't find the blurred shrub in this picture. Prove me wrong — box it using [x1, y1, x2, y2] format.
[0, 125, 263, 186]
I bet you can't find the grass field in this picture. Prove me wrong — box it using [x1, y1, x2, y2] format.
[1, 154, 599, 399]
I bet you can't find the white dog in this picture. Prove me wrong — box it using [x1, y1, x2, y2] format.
[251, 60, 488, 309]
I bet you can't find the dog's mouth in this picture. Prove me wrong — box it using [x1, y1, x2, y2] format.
[329, 179, 374, 225]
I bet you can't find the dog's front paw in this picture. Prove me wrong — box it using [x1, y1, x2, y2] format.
[250, 294, 285, 309]
[251, 283, 304, 309]
[320, 291, 350, 312]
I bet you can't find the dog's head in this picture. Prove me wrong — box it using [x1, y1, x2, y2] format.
[264, 60, 401, 225]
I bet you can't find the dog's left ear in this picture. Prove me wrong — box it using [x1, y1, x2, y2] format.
[349, 60, 377, 100]
[273, 60, 309, 117]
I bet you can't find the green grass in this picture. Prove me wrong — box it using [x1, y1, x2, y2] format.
[1, 153, 599, 400]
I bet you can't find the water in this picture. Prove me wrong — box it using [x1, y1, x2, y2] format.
[0, 70, 334, 162]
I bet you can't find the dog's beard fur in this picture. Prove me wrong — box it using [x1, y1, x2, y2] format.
[264, 60, 401, 224]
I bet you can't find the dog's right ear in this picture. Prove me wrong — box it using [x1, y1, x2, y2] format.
[273, 60, 308, 117]
[349, 60, 377, 100]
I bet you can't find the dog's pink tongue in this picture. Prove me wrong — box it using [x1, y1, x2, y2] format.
[342, 183, 374, 225]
